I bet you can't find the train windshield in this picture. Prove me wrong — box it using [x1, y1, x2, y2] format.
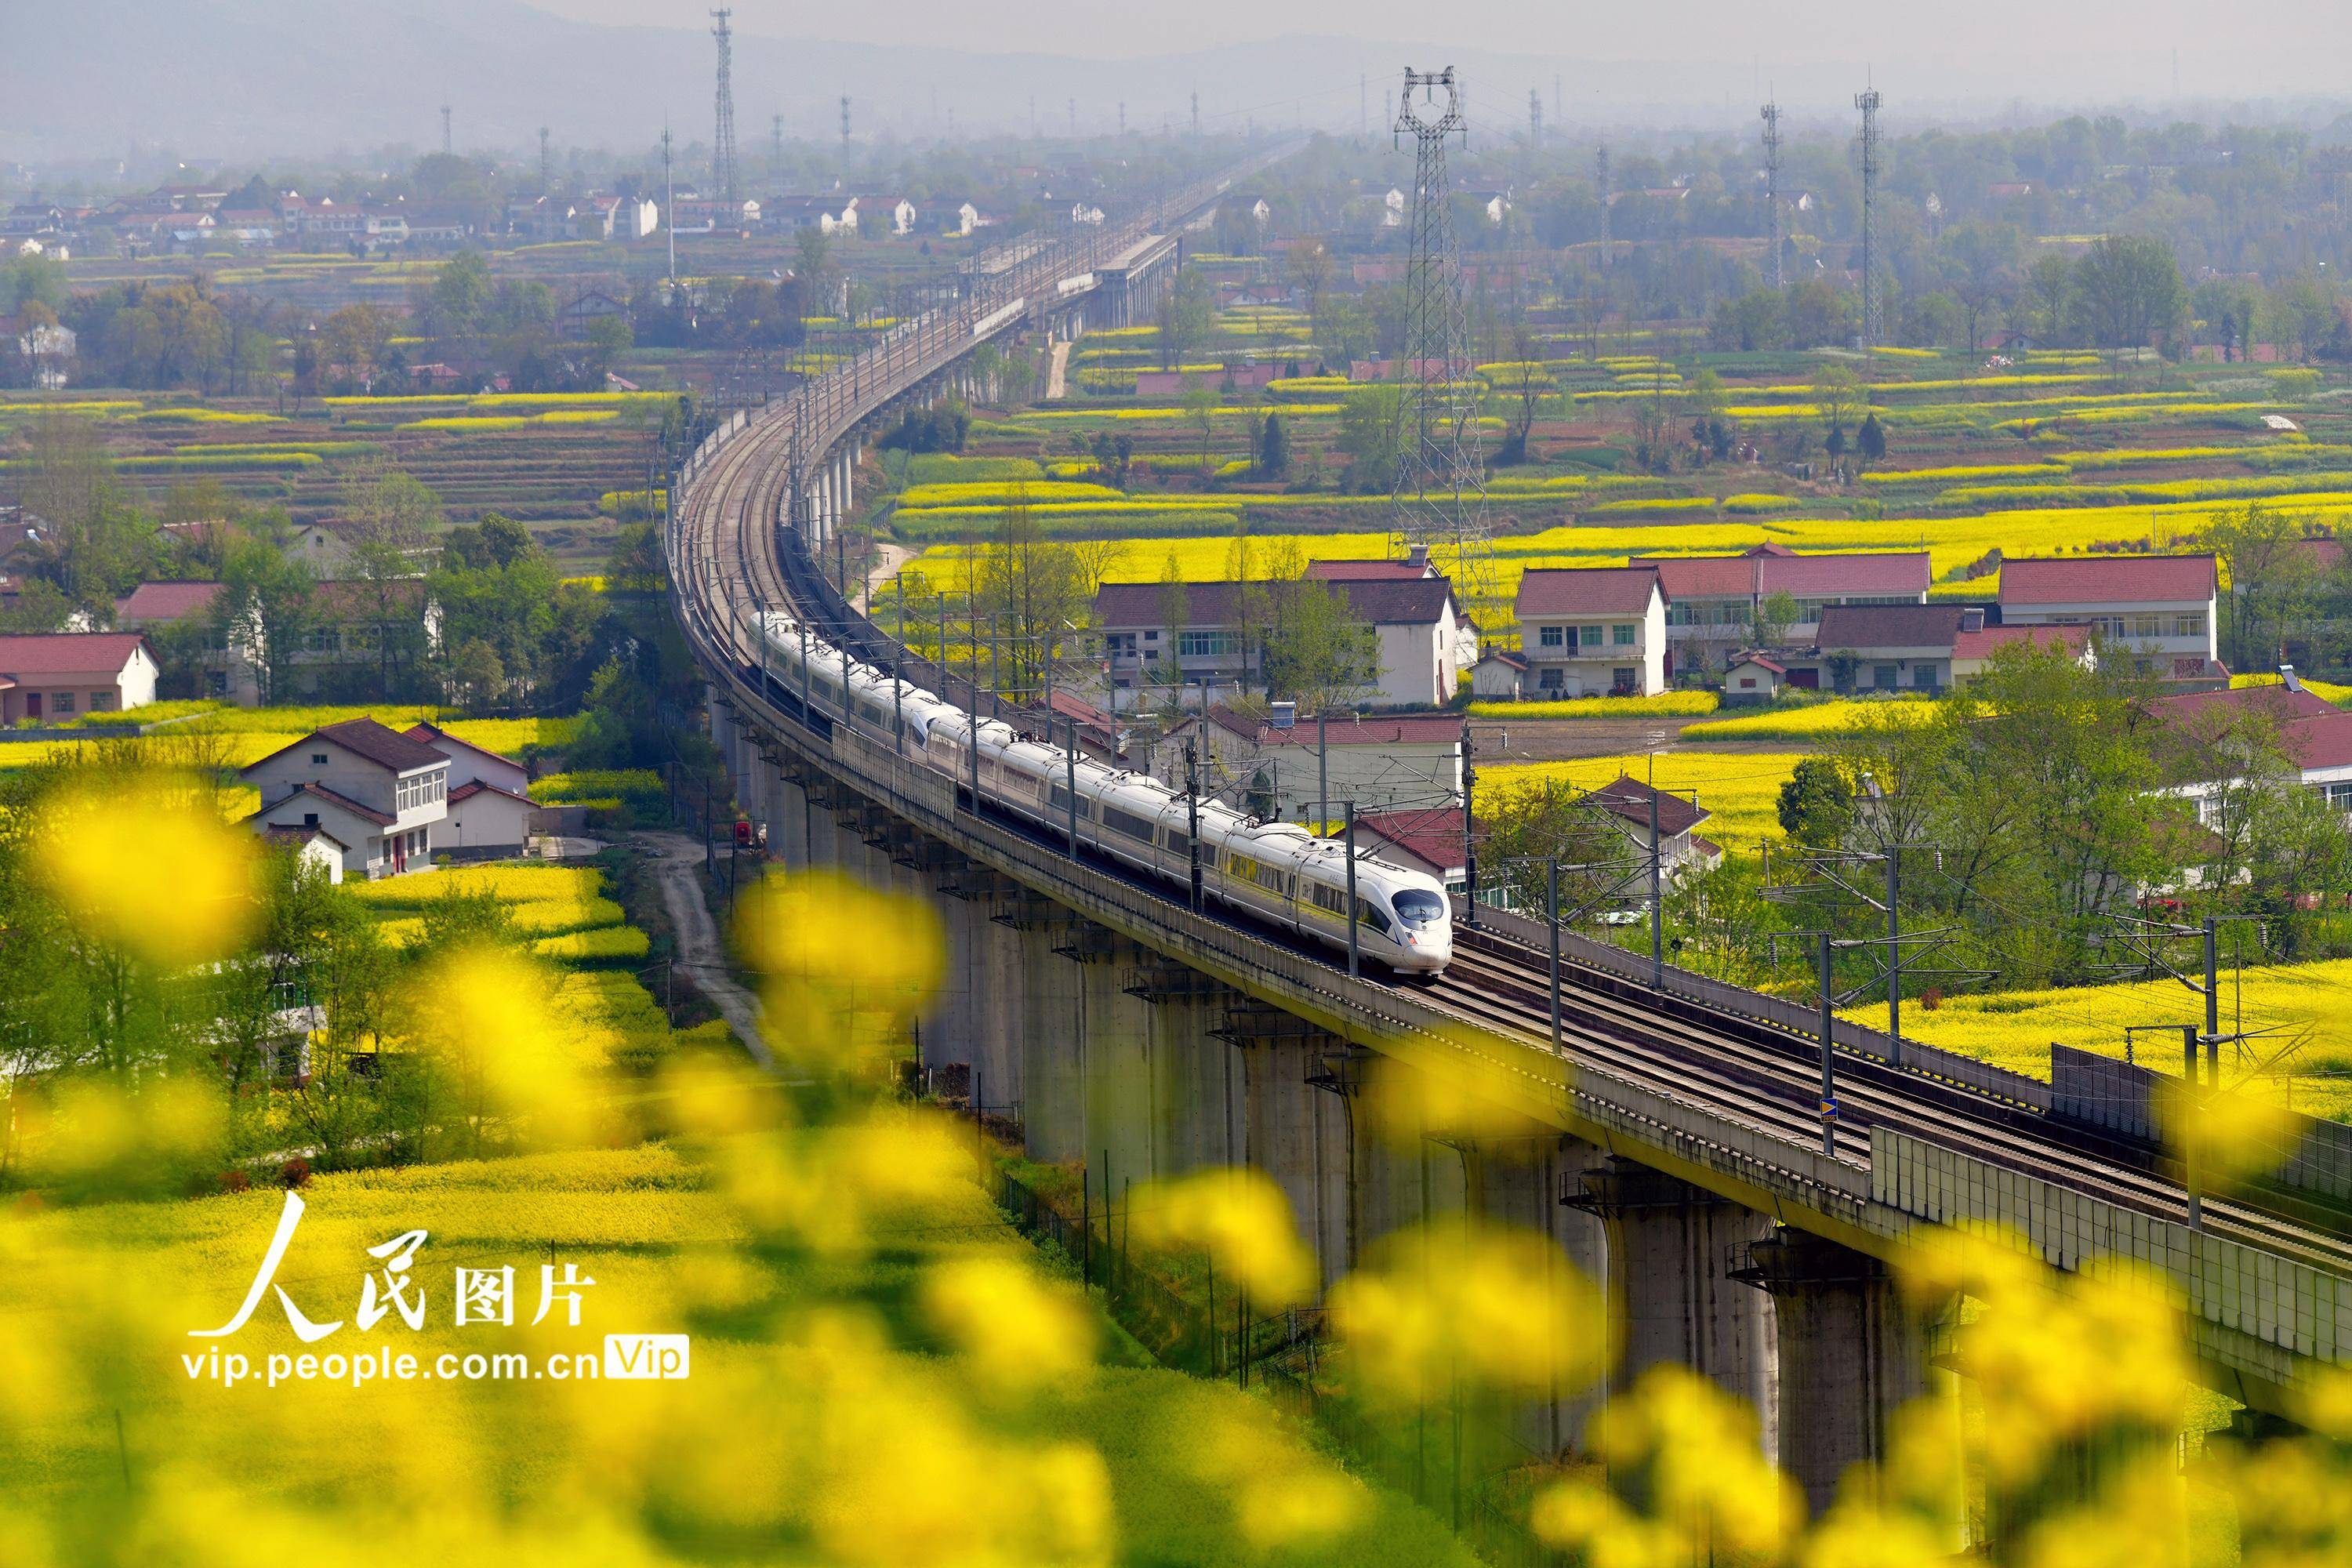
[1392, 890, 1446, 927]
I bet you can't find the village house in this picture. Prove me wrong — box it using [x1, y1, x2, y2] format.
[1635, 544, 1932, 672]
[258, 824, 348, 885]
[1511, 566, 1668, 698]
[113, 579, 262, 704]
[1345, 804, 1468, 894]
[0, 632, 158, 722]
[1998, 554, 2223, 686]
[853, 194, 918, 235]
[1775, 605, 2096, 693]
[2145, 679, 2352, 830]
[243, 717, 453, 878]
[1577, 775, 1724, 884]
[766, 196, 858, 236]
[1094, 569, 1475, 711]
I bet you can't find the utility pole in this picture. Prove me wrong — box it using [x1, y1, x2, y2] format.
[1185, 742, 1204, 912]
[1817, 934, 1838, 1155]
[1547, 858, 1563, 1051]
[710, 8, 739, 209]
[1554, 73, 1563, 122]
[1528, 88, 1542, 151]
[1760, 96, 1784, 291]
[771, 112, 784, 183]
[1459, 714, 1478, 926]
[539, 126, 552, 194]
[1316, 706, 1330, 831]
[1343, 802, 1361, 980]
[1856, 86, 1883, 350]
[441, 104, 452, 155]
[1883, 845, 1903, 1062]
[1069, 97, 1076, 137]
[1119, 101, 1127, 136]
[840, 96, 851, 158]
[1648, 782, 1664, 986]
[1191, 90, 1200, 140]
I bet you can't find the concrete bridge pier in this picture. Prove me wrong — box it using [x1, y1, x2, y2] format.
[1570, 1160, 1779, 1455]
[1733, 1229, 1955, 1523]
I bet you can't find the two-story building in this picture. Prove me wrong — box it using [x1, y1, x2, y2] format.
[1998, 554, 2223, 686]
[1095, 572, 1472, 711]
[1777, 605, 2096, 692]
[114, 580, 263, 704]
[1635, 544, 1931, 671]
[1512, 567, 1668, 698]
[243, 717, 451, 878]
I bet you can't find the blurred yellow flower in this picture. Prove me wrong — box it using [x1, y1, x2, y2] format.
[1361, 1045, 1552, 1149]
[739, 868, 944, 1012]
[412, 946, 606, 1150]
[34, 775, 256, 966]
[1128, 1167, 1315, 1308]
[1329, 1218, 1611, 1406]
[1586, 1364, 1798, 1557]
[924, 1253, 1097, 1393]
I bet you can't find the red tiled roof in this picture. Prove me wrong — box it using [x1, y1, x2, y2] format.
[1730, 653, 1786, 673]
[1814, 604, 1965, 651]
[1354, 805, 1466, 873]
[1580, 775, 1711, 837]
[115, 580, 223, 622]
[244, 717, 448, 776]
[1515, 566, 1660, 617]
[1998, 554, 2216, 606]
[404, 720, 521, 769]
[0, 632, 148, 675]
[2148, 682, 2339, 726]
[448, 779, 533, 805]
[256, 781, 395, 827]
[1632, 548, 1929, 602]
[1094, 576, 1456, 628]
[1951, 622, 2090, 661]
[260, 822, 350, 851]
[2284, 711, 2352, 771]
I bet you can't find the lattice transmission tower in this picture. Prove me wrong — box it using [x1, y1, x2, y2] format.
[1856, 87, 1882, 349]
[1760, 97, 1783, 290]
[1388, 67, 1490, 601]
[710, 8, 739, 209]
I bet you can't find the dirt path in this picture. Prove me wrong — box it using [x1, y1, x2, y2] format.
[637, 829, 770, 1066]
[1045, 339, 1070, 399]
[854, 540, 915, 612]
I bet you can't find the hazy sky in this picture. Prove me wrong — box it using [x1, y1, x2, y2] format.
[519, 0, 2343, 81]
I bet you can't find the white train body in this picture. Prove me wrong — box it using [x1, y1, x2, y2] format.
[752, 610, 1454, 975]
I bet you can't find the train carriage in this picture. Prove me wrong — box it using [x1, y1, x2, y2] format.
[755, 610, 1452, 975]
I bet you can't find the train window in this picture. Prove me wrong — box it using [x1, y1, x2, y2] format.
[1310, 884, 1345, 914]
[1104, 808, 1156, 842]
[1160, 825, 1188, 851]
[1356, 897, 1388, 930]
[1393, 890, 1445, 927]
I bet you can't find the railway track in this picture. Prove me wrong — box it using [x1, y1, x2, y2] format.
[666, 163, 2352, 1294]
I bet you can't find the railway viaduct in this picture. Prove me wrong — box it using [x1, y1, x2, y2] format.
[663, 148, 2352, 1514]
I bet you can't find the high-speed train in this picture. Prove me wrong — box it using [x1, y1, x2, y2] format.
[752, 609, 1454, 975]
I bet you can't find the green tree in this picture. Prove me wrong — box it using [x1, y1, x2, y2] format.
[1335, 383, 1403, 491]
[1179, 378, 1219, 474]
[2203, 502, 2321, 672]
[1153, 267, 1214, 371]
[1813, 365, 1867, 456]
[2070, 234, 2184, 351]
[1257, 411, 1290, 478]
[1776, 757, 1853, 848]
[339, 459, 442, 699]
[1748, 589, 1802, 650]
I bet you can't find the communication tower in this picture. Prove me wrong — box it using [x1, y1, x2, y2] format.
[1388, 67, 1490, 603]
[1529, 89, 1542, 149]
[710, 8, 739, 209]
[538, 126, 551, 193]
[440, 105, 452, 155]
[1595, 143, 1612, 264]
[1760, 97, 1783, 290]
[1857, 87, 1883, 349]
